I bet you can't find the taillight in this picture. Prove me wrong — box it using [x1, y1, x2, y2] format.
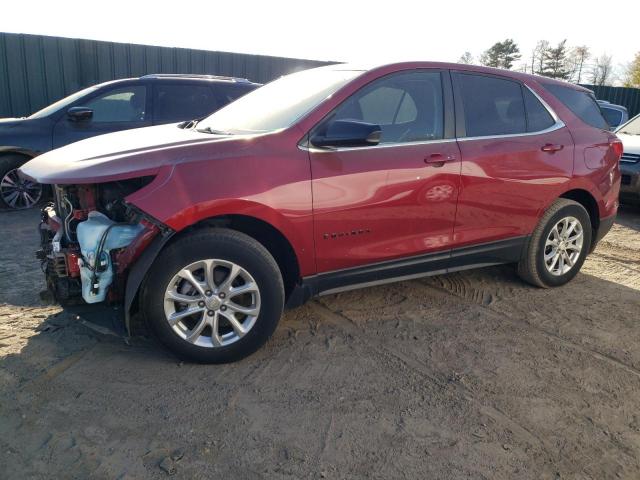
[611, 140, 624, 159]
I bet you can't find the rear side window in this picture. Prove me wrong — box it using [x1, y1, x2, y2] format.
[544, 84, 608, 129]
[523, 88, 555, 132]
[154, 84, 219, 123]
[455, 73, 526, 137]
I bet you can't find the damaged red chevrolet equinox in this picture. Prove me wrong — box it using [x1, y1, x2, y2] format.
[20, 62, 622, 363]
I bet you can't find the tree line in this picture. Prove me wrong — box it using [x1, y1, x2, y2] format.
[458, 40, 640, 88]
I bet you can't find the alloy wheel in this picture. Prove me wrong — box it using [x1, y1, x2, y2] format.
[543, 216, 584, 276]
[163, 259, 261, 348]
[0, 168, 42, 209]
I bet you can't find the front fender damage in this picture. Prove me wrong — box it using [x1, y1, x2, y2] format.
[123, 226, 175, 334]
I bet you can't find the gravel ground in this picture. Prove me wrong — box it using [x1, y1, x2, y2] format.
[1, 205, 639, 479]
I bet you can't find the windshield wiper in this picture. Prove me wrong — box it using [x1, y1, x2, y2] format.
[195, 126, 233, 135]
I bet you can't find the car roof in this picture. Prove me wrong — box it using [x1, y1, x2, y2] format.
[318, 61, 592, 92]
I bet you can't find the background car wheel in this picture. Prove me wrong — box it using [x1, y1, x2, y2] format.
[141, 228, 285, 363]
[518, 199, 592, 288]
[0, 154, 43, 210]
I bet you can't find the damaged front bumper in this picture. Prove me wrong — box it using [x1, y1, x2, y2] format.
[37, 183, 172, 333]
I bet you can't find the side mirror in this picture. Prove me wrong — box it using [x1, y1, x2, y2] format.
[310, 120, 382, 148]
[67, 106, 93, 122]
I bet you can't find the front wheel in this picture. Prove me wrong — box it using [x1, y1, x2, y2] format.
[141, 229, 285, 363]
[518, 199, 592, 288]
[0, 154, 43, 210]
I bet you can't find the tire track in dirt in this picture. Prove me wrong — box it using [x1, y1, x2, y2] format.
[415, 278, 640, 381]
[594, 246, 640, 265]
[308, 300, 556, 464]
[402, 277, 640, 475]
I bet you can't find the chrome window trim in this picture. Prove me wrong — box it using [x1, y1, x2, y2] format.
[525, 84, 561, 123]
[456, 120, 566, 142]
[299, 137, 457, 153]
[300, 82, 566, 153]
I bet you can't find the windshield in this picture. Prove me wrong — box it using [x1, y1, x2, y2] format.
[29, 85, 98, 119]
[617, 115, 640, 135]
[196, 67, 363, 134]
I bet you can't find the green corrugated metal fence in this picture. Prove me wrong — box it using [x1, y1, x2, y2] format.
[581, 84, 640, 118]
[0, 32, 334, 118]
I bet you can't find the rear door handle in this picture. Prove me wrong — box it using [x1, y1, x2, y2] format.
[425, 153, 456, 166]
[541, 143, 564, 153]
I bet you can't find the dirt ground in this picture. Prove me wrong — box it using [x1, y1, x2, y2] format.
[1, 205, 639, 480]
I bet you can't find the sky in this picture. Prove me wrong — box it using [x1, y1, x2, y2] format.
[1, 0, 638, 79]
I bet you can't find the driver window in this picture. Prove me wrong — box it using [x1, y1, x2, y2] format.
[331, 71, 444, 144]
[84, 86, 147, 123]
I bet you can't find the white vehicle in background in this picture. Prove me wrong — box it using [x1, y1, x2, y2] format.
[615, 113, 640, 205]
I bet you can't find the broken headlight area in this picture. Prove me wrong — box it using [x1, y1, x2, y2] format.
[37, 177, 163, 305]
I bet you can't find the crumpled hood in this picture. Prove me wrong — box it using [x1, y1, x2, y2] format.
[19, 123, 258, 184]
[616, 132, 640, 155]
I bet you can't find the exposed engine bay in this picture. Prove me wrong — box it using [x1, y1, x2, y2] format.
[37, 177, 163, 306]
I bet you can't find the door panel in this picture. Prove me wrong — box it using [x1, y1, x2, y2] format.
[451, 72, 575, 247]
[52, 85, 151, 148]
[309, 69, 460, 273]
[453, 128, 574, 247]
[311, 141, 461, 272]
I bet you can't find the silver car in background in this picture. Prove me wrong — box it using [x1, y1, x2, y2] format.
[616, 113, 640, 205]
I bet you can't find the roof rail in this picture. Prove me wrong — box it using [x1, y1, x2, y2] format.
[140, 73, 251, 83]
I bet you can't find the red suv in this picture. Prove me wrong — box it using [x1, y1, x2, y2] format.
[20, 62, 622, 363]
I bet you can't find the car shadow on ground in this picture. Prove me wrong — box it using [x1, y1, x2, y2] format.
[616, 203, 640, 231]
[2, 264, 640, 479]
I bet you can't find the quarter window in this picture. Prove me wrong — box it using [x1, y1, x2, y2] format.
[84, 86, 147, 123]
[455, 73, 526, 137]
[544, 84, 608, 130]
[328, 71, 444, 144]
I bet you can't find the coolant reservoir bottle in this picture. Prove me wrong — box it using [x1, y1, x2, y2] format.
[76, 211, 144, 303]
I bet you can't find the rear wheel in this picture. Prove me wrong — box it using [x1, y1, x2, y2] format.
[518, 199, 592, 288]
[0, 154, 42, 210]
[141, 229, 284, 363]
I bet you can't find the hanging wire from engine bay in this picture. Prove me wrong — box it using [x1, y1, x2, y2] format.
[63, 196, 74, 243]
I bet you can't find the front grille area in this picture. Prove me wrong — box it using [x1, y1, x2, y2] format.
[621, 174, 632, 185]
[621, 152, 640, 164]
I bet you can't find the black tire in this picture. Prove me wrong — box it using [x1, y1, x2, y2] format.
[141, 228, 285, 363]
[0, 153, 43, 210]
[518, 199, 592, 288]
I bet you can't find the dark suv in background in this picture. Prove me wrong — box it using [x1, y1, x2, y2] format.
[0, 74, 259, 209]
